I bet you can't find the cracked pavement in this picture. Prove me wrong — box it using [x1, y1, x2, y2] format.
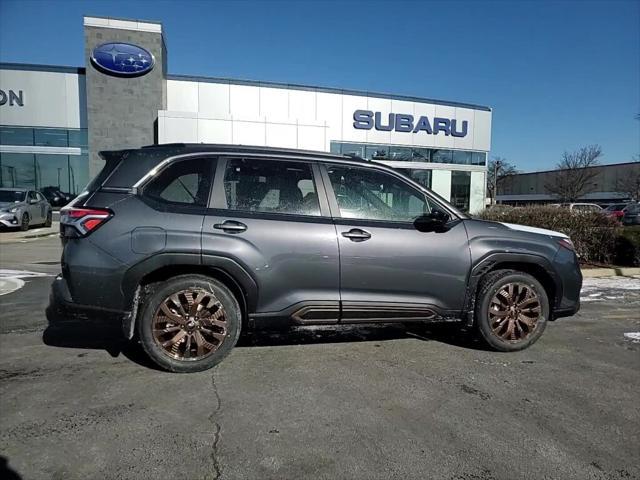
[1, 237, 639, 480]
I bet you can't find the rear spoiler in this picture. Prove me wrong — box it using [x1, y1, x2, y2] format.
[84, 150, 130, 193]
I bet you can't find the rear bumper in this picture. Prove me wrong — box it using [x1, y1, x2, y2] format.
[553, 300, 580, 319]
[49, 274, 127, 319]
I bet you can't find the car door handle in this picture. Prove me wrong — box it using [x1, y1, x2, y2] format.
[341, 228, 371, 241]
[213, 220, 247, 233]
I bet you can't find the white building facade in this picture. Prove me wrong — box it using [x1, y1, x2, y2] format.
[0, 16, 492, 213]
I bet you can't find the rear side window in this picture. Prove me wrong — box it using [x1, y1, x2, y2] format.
[223, 158, 320, 216]
[144, 157, 213, 207]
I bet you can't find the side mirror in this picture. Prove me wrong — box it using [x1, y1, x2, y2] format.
[29, 199, 38, 204]
[414, 210, 450, 233]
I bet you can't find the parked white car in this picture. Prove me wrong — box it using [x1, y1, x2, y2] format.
[0, 188, 53, 231]
[551, 203, 603, 213]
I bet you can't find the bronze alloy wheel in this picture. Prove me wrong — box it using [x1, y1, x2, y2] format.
[152, 288, 228, 361]
[488, 282, 541, 342]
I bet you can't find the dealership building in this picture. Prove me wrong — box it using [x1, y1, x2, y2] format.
[0, 16, 492, 212]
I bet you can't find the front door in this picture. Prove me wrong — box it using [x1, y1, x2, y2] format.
[202, 156, 340, 321]
[322, 163, 471, 321]
[27, 191, 43, 224]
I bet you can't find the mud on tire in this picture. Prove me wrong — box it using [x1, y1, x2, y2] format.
[137, 274, 242, 373]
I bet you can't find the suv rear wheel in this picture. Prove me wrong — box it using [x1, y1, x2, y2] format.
[137, 274, 242, 372]
[475, 269, 549, 351]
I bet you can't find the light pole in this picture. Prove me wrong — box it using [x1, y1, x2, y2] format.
[493, 160, 502, 205]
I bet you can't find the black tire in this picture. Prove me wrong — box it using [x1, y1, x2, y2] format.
[475, 269, 549, 352]
[19, 213, 29, 231]
[44, 210, 52, 227]
[137, 275, 242, 373]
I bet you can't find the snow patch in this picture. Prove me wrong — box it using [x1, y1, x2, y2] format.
[0, 269, 52, 279]
[623, 332, 640, 343]
[0, 269, 52, 296]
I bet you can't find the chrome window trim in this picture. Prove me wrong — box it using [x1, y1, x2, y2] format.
[132, 151, 359, 189]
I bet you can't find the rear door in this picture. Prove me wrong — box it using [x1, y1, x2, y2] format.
[321, 163, 471, 320]
[202, 156, 340, 319]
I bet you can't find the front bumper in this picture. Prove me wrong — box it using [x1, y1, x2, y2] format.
[0, 213, 20, 227]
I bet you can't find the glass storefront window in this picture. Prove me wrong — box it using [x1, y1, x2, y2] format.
[365, 145, 389, 160]
[68, 129, 88, 148]
[330, 142, 486, 167]
[451, 171, 471, 212]
[453, 150, 472, 165]
[0, 126, 34, 146]
[410, 148, 430, 162]
[36, 154, 71, 193]
[0, 153, 35, 188]
[432, 149, 453, 163]
[397, 169, 432, 189]
[0, 152, 87, 195]
[68, 154, 89, 195]
[339, 143, 366, 158]
[0, 126, 88, 149]
[34, 129, 69, 147]
[389, 146, 413, 161]
[472, 152, 486, 165]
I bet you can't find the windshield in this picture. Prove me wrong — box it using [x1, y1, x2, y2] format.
[605, 204, 626, 211]
[0, 190, 26, 203]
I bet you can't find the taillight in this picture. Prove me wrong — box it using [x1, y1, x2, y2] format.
[60, 207, 112, 237]
[558, 238, 575, 251]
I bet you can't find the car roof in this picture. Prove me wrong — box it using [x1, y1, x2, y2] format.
[133, 143, 368, 163]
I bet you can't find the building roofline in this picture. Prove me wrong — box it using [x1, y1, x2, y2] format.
[511, 161, 639, 177]
[0, 62, 491, 112]
[0, 62, 85, 75]
[83, 15, 162, 25]
[166, 74, 492, 111]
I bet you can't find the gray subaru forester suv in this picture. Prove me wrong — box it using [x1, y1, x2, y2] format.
[50, 144, 581, 372]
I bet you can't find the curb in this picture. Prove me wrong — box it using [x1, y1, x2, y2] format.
[23, 231, 59, 239]
[581, 267, 640, 278]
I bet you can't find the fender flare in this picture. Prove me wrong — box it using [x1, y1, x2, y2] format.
[120, 252, 258, 338]
[462, 252, 562, 326]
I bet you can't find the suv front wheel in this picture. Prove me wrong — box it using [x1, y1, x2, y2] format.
[137, 275, 242, 372]
[475, 269, 549, 351]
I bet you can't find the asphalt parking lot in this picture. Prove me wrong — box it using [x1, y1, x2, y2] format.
[0, 236, 639, 480]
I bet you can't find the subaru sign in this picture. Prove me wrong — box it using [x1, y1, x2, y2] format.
[353, 110, 468, 137]
[90, 42, 155, 77]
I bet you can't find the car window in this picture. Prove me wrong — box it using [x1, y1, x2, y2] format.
[627, 204, 640, 213]
[223, 158, 320, 216]
[28, 191, 38, 201]
[326, 165, 437, 222]
[144, 157, 213, 207]
[0, 190, 26, 202]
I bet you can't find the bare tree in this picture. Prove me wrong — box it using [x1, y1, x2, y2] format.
[617, 161, 640, 201]
[544, 145, 603, 202]
[487, 156, 517, 203]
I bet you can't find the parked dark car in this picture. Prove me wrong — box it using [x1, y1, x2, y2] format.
[622, 203, 640, 225]
[50, 144, 582, 372]
[0, 188, 52, 230]
[41, 187, 73, 208]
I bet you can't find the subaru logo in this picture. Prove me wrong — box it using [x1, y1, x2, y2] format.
[90, 42, 155, 77]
